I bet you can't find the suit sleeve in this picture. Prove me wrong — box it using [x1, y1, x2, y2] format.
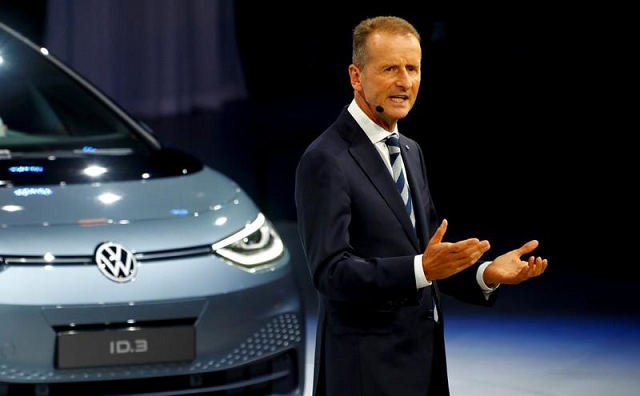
[295, 149, 418, 305]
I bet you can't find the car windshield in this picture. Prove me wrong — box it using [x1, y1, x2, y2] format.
[0, 25, 154, 157]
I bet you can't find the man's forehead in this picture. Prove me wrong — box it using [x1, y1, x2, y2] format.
[368, 32, 420, 50]
[367, 32, 421, 62]
[368, 31, 419, 44]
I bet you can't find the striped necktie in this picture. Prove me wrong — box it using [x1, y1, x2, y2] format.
[385, 134, 415, 227]
[387, 135, 437, 321]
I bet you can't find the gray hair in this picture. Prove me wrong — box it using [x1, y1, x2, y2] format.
[352, 16, 421, 68]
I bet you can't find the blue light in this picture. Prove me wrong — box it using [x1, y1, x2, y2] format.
[9, 166, 44, 173]
[13, 188, 53, 197]
[170, 209, 189, 216]
[82, 146, 97, 152]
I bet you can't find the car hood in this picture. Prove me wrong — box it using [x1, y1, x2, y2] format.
[0, 167, 240, 227]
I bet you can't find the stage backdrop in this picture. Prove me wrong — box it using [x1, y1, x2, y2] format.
[45, 0, 247, 118]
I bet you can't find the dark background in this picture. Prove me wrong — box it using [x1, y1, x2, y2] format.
[0, 2, 634, 310]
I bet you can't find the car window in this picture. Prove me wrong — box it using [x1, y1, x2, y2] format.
[0, 28, 152, 155]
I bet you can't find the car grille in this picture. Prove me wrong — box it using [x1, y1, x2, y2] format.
[1, 245, 213, 266]
[0, 349, 298, 396]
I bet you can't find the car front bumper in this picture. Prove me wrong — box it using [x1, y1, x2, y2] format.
[0, 254, 305, 395]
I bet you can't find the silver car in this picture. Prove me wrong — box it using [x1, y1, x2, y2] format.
[0, 23, 304, 395]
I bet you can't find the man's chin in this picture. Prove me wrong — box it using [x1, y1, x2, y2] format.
[390, 109, 411, 120]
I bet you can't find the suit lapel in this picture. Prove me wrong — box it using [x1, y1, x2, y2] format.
[338, 111, 421, 253]
[400, 135, 430, 250]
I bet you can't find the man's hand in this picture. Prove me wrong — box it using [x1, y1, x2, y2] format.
[422, 219, 491, 281]
[483, 240, 548, 286]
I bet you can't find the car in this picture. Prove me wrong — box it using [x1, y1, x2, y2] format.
[0, 22, 304, 396]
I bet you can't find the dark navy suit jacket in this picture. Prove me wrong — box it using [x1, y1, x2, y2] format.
[295, 108, 495, 396]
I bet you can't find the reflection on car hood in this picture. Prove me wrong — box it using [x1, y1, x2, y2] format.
[0, 167, 239, 227]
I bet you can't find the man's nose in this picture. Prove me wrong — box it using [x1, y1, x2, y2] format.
[396, 69, 412, 89]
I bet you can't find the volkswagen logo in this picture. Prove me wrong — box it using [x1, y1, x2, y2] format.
[95, 242, 139, 283]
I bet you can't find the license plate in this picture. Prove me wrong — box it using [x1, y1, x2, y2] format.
[57, 325, 195, 369]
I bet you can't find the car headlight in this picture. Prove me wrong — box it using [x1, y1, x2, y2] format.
[211, 213, 284, 268]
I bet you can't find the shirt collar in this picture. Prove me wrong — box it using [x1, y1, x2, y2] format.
[347, 99, 399, 144]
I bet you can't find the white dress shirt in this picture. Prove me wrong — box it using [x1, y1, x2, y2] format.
[347, 100, 498, 306]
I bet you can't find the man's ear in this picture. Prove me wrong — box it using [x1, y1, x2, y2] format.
[348, 64, 362, 91]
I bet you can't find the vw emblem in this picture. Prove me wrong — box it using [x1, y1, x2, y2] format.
[95, 242, 139, 283]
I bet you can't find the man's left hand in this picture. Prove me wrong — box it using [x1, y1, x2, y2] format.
[483, 240, 548, 286]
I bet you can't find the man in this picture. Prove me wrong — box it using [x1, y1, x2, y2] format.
[295, 16, 547, 396]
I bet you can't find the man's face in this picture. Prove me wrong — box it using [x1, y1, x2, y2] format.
[350, 31, 421, 129]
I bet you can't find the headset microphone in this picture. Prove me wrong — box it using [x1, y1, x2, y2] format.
[375, 105, 384, 113]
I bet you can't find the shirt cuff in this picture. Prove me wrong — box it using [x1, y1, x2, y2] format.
[477, 261, 500, 299]
[414, 254, 432, 289]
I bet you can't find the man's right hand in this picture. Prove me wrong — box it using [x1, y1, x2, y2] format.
[422, 219, 490, 281]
